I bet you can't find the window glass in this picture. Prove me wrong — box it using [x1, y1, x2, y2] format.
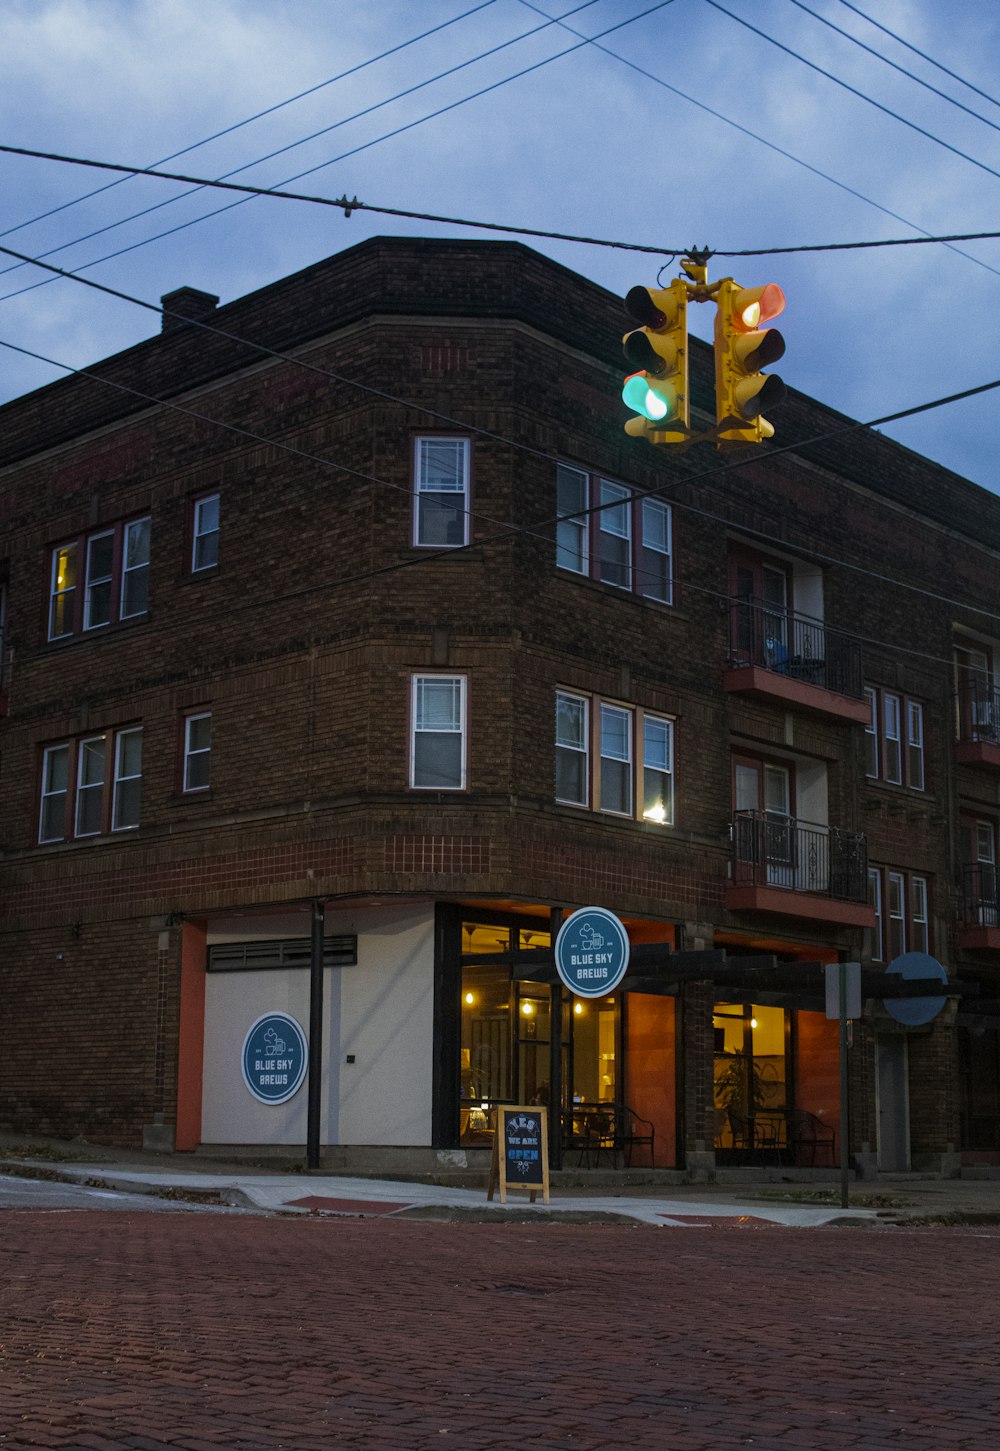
[597, 480, 631, 590]
[556, 466, 588, 575]
[49, 544, 78, 639]
[184, 713, 212, 791]
[112, 728, 143, 830]
[864, 687, 878, 779]
[907, 701, 924, 791]
[639, 498, 672, 603]
[911, 876, 929, 954]
[84, 532, 114, 630]
[868, 868, 884, 961]
[412, 676, 465, 789]
[40, 745, 70, 843]
[599, 703, 632, 814]
[416, 438, 468, 547]
[883, 693, 902, 784]
[888, 871, 906, 958]
[555, 692, 588, 805]
[75, 736, 107, 836]
[642, 715, 673, 825]
[120, 518, 151, 618]
[192, 495, 220, 571]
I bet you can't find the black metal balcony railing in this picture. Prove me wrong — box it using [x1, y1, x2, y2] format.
[728, 599, 864, 700]
[960, 862, 1000, 927]
[732, 810, 869, 903]
[957, 680, 1000, 746]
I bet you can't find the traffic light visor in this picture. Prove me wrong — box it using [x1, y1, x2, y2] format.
[733, 283, 785, 333]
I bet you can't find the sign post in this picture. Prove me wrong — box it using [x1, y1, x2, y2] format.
[825, 962, 860, 1210]
[488, 1106, 550, 1204]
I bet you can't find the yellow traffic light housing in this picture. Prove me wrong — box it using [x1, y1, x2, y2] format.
[621, 279, 689, 446]
[714, 279, 786, 449]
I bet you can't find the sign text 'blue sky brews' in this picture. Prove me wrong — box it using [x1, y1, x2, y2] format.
[241, 1012, 308, 1105]
[554, 906, 631, 998]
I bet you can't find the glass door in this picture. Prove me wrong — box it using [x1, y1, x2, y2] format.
[734, 758, 794, 887]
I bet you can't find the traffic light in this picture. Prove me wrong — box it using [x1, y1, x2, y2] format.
[621, 279, 689, 445]
[713, 279, 786, 449]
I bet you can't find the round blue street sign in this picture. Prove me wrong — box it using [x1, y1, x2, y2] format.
[884, 951, 948, 1027]
[241, 1012, 308, 1105]
[554, 906, 631, 998]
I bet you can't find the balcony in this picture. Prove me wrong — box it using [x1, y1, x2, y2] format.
[724, 600, 868, 724]
[955, 681, 1000, 770]
[957, 863, 1000, 950]
[725, 810, 876, 928]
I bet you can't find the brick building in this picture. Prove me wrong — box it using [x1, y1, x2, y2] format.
[1, 236, 997, 1176]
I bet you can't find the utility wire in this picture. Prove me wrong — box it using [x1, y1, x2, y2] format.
[6, 140, 1000, 265]
[837, 0, 1000, 112]
[0, 0, 501, 245]
[787, 0, 1000, 136]
[704, 0, 1000, 186]
[0, 0, 667, 300]
[3, 237, 1000, 637]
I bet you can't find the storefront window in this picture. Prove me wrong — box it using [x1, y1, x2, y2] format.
[713, 1002, 787, 1155]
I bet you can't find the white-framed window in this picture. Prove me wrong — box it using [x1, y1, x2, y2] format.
[555, 689, 674, 826]
[410, 674, 467, 790]
[413, 437, 470, 548]
[48, 517, 151, 640]
[869, 865, 931, 962]
[865, 686, 925, 791]
[37, 727, 143, 843]
[183, 712, 212, 792]
[555, 691, 589, 806]
[555, 464, 673, 605]
[191, 494, 220, 572]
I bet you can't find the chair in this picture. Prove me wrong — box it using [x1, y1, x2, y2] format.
[787, 1108, 836, 1167]
[613, 1105, 655, 1168]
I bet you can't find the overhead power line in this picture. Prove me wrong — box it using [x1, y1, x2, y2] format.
[3, 141, 1000, 264]
[705, 0, 1000, 186]
[0, 0, 502, 245]
[837, 0, 1000, 112]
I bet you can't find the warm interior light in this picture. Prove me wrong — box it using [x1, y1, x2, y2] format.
[643, 802, 666, 824]
[464, 992, 475, 1006]
[574, 1002, 584, 1016]
[750, 1017, 758, 1029]
[521, 1001, 534, 1016]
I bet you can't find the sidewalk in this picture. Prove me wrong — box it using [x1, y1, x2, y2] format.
[4, 1131, 1000, 1226]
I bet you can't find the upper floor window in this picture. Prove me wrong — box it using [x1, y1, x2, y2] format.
[864, 687, 924, 791]
[38, 726, 143, 844]
[413, 437, 470, 548]
[48, 516, 150, 641]
[410, 674, 467, 790]
[867, 865, 929, 962]
[183, 711, 212, 792]
[556, 465, 672, 605]
[555, 689, 674, 825]
[191, 494, 220, 572]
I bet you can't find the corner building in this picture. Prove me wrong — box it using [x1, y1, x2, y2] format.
[1, 237, 998, 1179]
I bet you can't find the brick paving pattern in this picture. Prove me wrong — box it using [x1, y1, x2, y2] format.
[1, 1213, 999, 1449]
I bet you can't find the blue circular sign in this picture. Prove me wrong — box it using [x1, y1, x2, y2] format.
[554, 906, 631, 998]
[884, 951, 948, 1027]
[241, 1012, 308, 1105]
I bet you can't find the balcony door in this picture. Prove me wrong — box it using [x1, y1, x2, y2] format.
[955, 642, 995, 742]
[730, 551, 790, 670]
[734, 757, 794, 888]
[962, 817, 998, 925]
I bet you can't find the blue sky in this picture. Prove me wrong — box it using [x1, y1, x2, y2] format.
[1, 0, 999, 490]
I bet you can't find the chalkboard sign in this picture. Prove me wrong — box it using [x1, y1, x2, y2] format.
[487, 1106, 550, 1204]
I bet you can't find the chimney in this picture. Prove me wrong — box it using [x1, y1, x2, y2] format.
[160, 286, 219, 334]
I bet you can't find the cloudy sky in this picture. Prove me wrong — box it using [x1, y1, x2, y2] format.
[1, 0, 999, 491]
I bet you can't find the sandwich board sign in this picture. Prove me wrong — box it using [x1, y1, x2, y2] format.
[487, 1106, 550, 1204]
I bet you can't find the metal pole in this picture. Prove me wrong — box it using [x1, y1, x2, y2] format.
[307, 899, 325, 1171]
[549, 907, 564, 1171]
[838, 961, 850, 1210]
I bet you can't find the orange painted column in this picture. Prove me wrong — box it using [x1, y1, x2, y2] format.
[175, 920, 207, 1151]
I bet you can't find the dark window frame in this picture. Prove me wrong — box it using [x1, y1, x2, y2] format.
[556, 463, 674, 606]
[864, 685, 925, 792]
[46, 514, 151, 642]
[37, 725, 143, 844]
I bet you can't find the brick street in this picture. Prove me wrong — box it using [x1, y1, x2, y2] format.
[2, 1214, 999, 1450]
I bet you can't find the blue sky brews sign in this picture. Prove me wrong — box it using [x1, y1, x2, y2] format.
[554, 906, 631, 998]
[241, 1012, 308, 1105]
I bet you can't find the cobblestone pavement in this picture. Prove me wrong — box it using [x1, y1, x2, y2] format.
[2, 1212, 999, 1450]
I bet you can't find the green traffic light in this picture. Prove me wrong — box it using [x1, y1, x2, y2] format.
[622, 372, 669, 422]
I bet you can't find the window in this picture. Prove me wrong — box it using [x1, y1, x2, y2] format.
[410, 675, 466, 790]
[413, 437, 469, 548]
[38, 727, 143, 843]
[864, 686, 924, 791]
[48, 516, 151, 640]
[191, 494, 220, 572]
[868, 865, 930, 961]
[554, 690, 673, 825]
[183, 712, 212, 792]
[555, 465, 672, 604]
